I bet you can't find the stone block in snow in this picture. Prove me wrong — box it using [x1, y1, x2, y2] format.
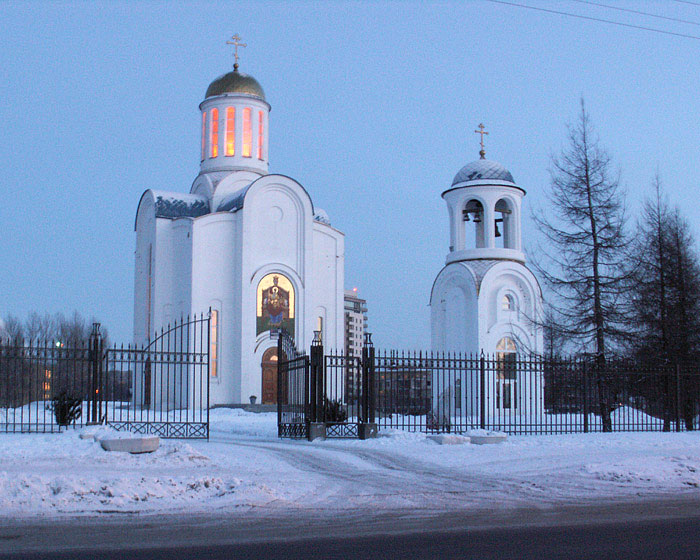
[100, 436, 160, 454]
[427, 434, 470, 445]
[470, 433, 507, 445]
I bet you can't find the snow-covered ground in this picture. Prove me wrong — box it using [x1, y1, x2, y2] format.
[1, 407, 700, 519]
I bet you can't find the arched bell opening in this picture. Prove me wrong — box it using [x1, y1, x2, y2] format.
[495, 198, 515, 249]
[462, 199, 485, 249]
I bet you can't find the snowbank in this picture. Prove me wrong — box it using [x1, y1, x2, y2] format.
[1, 408, 699, 518]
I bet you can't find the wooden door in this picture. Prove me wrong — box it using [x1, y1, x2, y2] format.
[261, 348, 278, 404]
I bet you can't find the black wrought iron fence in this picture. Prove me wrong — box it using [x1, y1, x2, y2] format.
[375, 352, 698, 434]
[1, 314, 210, 439]
[0, 339, 95, 433]
[278, 332, 700, 438]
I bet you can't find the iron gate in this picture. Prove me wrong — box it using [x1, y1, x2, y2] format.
[276, 328, 308, 438]
[277, 332, 375, 439]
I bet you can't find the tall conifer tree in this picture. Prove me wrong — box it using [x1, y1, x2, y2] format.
[534, 100, 629, 431]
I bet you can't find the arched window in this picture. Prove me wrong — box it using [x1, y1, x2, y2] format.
[502, 294, 515, 312]
[316, 316, 323, 343]
[257, 110, 264, 160]
[256, 273, 295, 337]
[225, 107, 235, 156]
[210, 108, 219, 158]
[496, 337, 517, 409]
[497, 337, 516, 353]
[242, 107, 252, 157]
[201, 112, 206, 161]
[146, 244, 152, 339]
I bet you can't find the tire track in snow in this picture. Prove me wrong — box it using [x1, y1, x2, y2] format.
[209, 431, 549, 508]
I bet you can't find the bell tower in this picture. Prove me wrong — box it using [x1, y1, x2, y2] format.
[441, 123, 525, 265]
[430, 125, 542, 356]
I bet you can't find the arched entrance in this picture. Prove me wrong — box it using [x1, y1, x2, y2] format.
[261, 347, 287, 404]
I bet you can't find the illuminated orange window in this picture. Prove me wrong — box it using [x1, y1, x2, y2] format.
[210, 108, 219, 158]
[201, 112, 206, 161]
[242, 107, 252, 157]
[225, 107, 235, 156]
[210, 310, 219, 378]
[257, 111, 264, 160]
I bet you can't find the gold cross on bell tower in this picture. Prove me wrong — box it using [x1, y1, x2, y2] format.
[474, 123, 488, 159]
[226, 34, 247, 71]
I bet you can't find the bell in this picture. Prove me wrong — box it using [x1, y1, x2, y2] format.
[462, 209, 470, 221]
[495, 222, 501, 238]
[472, 212, 482, 223]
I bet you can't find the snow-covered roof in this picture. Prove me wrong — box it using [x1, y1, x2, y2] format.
[314, 208, 331, 226]
[216, 184, 252, 213]
[213, 174, 317, 216]
[452, 159, 515, 186]
[152, 192, 210, 219]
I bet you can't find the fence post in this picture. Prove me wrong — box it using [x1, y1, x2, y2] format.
[676, 362, 682, 433]
[480, 352, 486, 430]
[582, 358, 589, 433]
[367, 333, 376, 424]
[88, 323, 102, 424]
[307, 331, 325, 441]
[358, 333, 377, 439]
[276, 329, 283, 431]
[361, 338, 369, 423]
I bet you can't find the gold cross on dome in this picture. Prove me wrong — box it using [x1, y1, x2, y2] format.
[226, 34, 247, 69]
[474, 123, 488, 159]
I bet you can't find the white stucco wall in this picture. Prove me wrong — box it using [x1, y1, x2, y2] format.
[133, 192, 156, 345]
[191, 212, 241, 405]
[430, 262, 479, 355]
[311, 223, 345, 353]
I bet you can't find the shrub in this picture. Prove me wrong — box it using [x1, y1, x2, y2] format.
[322, 398, 347, 423]
[50, 391, 82, 426]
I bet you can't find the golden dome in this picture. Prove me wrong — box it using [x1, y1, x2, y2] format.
[205, 68, 265, 100]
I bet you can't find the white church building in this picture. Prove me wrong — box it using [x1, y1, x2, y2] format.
[430, 134, 543, 416]
[133, 55, 344, 406]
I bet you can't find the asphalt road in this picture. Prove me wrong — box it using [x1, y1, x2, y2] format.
[3, 499, 700, 560]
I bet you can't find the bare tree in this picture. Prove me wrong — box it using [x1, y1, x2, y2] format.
[631, 187, 700, 353]
[25, 312, 57, 342]
[667, 210, 700, 357]
[1, 311, 108, 347]
[628, 177, 676, 429]
[1, 315, 24, 344]
[628, 177, 671, 359]
[56, 311, 89, 347]
[667, 209, 700, 429]
[533, 100, 630, 431]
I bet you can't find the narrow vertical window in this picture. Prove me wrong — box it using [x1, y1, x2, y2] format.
[210, 108, 219, 158]
[242, 107, 252, 157]
[225, 107, 235, 156]
[146, 244, 152, 340]
[257, 110, 264, 160]
[210, 309, 219, 378]
[201, 112, 206, 161]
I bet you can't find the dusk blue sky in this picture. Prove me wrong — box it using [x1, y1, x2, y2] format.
[1, 1, 699, 348]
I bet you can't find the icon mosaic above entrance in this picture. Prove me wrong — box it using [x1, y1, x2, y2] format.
[256, 273, 295, 337]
